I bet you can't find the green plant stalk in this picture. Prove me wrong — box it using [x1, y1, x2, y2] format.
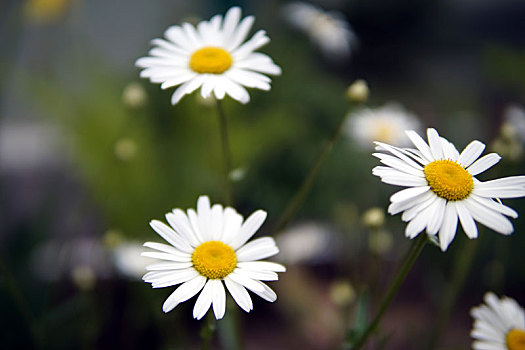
[216, 99, 233, 206]
[351, 233, 428, 350]
[427, 237, 479, 349]
[274, 112, 347, 232]
[200, 312, 217, 350]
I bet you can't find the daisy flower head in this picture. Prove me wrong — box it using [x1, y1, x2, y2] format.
[282, 2, 357, 59]
[142, 196, 285, 320]
[372, 128, 525, 251]
[136, 7, 281, 105]
[471, 292, 525, 350]
[346, 103, 421, 149]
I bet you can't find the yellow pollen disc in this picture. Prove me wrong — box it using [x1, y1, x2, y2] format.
[423, 160, 473, 201]
[189, 47, 232, 74]
[507, 329, 525, 350]
[192, 241, 237, 279]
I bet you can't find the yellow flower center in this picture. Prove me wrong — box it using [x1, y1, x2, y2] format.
[191, 241, 237, 279]
[423, 160, 473, 201]
[189, 47, 232, 74]
[507, 329, 525, 350]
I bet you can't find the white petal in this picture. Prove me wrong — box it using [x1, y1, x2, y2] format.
[226, 16, 255, 51]
[146, 269, 199, 288]
[229, 210, 267, 249]
[463, 198, 514, 235]
[226, 69, 271, 90]
[389, 190, 433, 216]
[141, 251, 191, 263]
[224, 277, 253, 312]
[458, 140, 485, 167]
[162, 275, 206, 313]
[222, 7, 241, 42]
[470, 195, 518, 218]
[196, 195, 212, 241]
[455, 200, 478, 239]
[232, 30, 269, 60]
[248, 280, 277, 302]
[406, 130, 434, 163]
[426, 197, 447, 235]
[390, 186, 430, 203]
[237, 261, 286, 273]
[170, 75, 206, 105]
[167, 209, 200, 247]
[209, 204, 224, 241]
[193, 280, 214, 320]
[221, 78, 250, 103]
[438, 202, 459, 251]
[427, 128, 444, 160]
[149, 220, 191, 251]
[235, 237, 279, 261]
[210, 279, 226, 320]
[227, 271, 265, 292]
[143, 241, 188, 256]
[234, 267, 278, 281]
[221, 207, 244, 243]
[146, 262, 193, 271]
[467, 153, 501, 175]
[401, 193, 439, 223]
[187, 209, 204, 243]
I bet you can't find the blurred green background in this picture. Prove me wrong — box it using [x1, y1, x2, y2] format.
[1, 0, 524, 349]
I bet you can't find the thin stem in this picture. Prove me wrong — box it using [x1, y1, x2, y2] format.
[274, 113, 347, 232]
[427, 238, 478, 349]
[215, 99, 233, 206]
[351, 233, 428, 350]
[200, 312, 217, 350]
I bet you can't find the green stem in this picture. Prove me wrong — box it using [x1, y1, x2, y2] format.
[351, 234, 428, 350]
[427, 238, 478, 349]
[274, 113, 347, 232]
[215, 99, 233, 206]
[200, 312, 217, 350]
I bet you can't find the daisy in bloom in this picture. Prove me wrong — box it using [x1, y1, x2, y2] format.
[471, 292, 525, 350]
[142, 196, 285, 320]
[282, 2, 357, 59]
[346, 103, 421, 149]
[372, 128, 525, 251]
[136, 7, 281, 105]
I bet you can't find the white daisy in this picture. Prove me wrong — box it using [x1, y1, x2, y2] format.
[471, 292, 525, 350]
[346, 103, 422, 149]
[136, 7, 281, 105]
[372, 128, 525, 251]
[282, 2, 357, 59]
[142, 196, 285, 320]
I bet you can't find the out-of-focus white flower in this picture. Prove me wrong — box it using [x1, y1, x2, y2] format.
[114, 138, 137, 162]
[346, 103, 421, 149]
[502, 104, 525, 142]
[112, 242, 156, 280]
[122, 82, 148, 108]
[470, 292, 525, 350]
[0, 121, 65, 172]
[276, 222, 333, 264]
[368, 229, 393, 255]
[142, 196, 285, 320]
[329, 280, 356, 307]
[373, 128, 525, 251]
[282, 2, 357, 59]
[346, 79, 369, 104]
[136, 7, 281, 105]
[31, 238, 111, 282]
[362, 207, 385, 229]
[24, 0, 71, 23]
